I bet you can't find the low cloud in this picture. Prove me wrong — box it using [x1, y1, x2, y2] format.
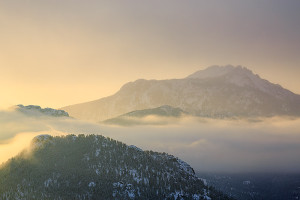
[99, 116, 300, 173]
[1, 108, 300, 173]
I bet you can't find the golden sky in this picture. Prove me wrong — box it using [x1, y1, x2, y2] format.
[1, 0, 300, 109]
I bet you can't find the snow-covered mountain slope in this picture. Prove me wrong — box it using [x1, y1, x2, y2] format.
[62, 65, 300, 121]
[0, 134, 233, 200]
[17, 104, 69, 117]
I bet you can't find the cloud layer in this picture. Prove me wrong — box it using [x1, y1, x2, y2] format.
[1, 109, 300, 173]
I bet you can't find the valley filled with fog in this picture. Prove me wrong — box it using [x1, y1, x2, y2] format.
[1, 108, 300, 173]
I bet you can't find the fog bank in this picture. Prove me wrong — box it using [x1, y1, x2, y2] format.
[1, 109, 300, 173]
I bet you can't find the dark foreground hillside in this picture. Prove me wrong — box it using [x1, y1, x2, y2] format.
[0, 134, 233, 200]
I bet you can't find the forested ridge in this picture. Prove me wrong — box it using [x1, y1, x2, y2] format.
[0, 134, 233, 200]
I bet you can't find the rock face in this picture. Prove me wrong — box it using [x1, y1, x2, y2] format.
[0, 134, 232, 200]
[17, 104, 69, 117]
[62, 65, 300, 121]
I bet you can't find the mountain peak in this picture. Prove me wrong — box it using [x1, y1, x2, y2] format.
[62, 65, 300, 121]
[186, 65, 254, 79]
[187, 65, 275, 92]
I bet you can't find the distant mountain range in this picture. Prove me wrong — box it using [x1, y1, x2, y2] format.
[62, 65, 300, 122]
[0, 134, 232, 200]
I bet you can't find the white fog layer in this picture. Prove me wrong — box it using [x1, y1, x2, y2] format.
[1, 109, 300, 173]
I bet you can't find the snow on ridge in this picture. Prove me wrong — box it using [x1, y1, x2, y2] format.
[226, 67, 290, 98]
[176, 158, 195, 175]
[186, 65, 236, 79]
[128, 145, 143, 152]
[187, 65, 289, 98]
[17, 104, 69, 117]
[199, 178, 207, 186]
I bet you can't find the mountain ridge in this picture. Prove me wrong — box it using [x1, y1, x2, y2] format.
[17, 104, 69, 117]
[0, 134, 233, 200]
[103, 105, 187, 126]
[62, 65, 300, 122]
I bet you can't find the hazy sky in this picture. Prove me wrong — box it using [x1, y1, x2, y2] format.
[1, 0, 300, 108]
